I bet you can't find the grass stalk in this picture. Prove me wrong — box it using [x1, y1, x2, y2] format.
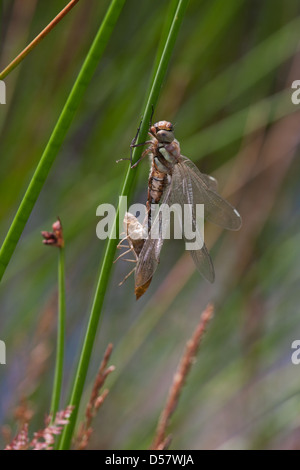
[58, 0, 190, 451]
[0, 0, 81, 80]
[0, 0, 126, 282]
[50, 246, 66, 422]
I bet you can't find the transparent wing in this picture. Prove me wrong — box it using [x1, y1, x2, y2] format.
[181, 156, 242, 230]
[135, 180, 173, 288]
[199, 172, 218, 191]
[136, 153, 234, 287]
[171, 163, 215, 283]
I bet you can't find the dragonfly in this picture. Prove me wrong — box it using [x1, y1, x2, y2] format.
[118, 119, 242, 298]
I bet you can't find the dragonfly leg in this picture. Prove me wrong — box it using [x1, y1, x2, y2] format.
[131, 108, 154, 148]
[116, 141, 152, 167]
[116, 118, 143, 165]
[116, 235, 129, 249]
[118, 266, 136, 286]
[130, 147, 152, 169]
[149, 104, 154, 127]
[131, 118, 143, 146]
[116, 105, 155, 167]
[116, 108, 155, 167]
[113, 247, 132, 263]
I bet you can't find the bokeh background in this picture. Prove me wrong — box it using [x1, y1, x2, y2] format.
[1, 0, 300, 450]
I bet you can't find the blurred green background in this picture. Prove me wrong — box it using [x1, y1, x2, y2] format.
[1, 0, 300, 450]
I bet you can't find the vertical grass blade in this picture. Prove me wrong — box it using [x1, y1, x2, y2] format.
[50, 246, 66, 421]
[0, 0, 126, 282]
[58, 0, 190, 451]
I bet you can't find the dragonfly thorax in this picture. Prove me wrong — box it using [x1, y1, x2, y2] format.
[158, 146, 178, 166]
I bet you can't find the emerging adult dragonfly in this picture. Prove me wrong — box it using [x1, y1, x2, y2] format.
[119, 119, 242, 298]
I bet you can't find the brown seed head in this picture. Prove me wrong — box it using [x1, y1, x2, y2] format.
[41, 218, 64, 248]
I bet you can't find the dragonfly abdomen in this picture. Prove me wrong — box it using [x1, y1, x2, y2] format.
[147, 166, 167, 232]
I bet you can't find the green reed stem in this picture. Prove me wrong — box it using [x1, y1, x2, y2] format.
[50, 246, 66, 421]
[0, 0, 126, 282]
[0, 0, 80, 80]
[58, 0, 190, 451]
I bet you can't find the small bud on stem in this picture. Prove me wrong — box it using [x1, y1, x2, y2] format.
[41, 218, 64, 248]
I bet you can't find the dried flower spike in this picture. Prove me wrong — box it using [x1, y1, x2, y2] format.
[5, 405, 74, 450]
[41, 218, 64, 248]
[75, 344, 115, 450]
[151, 303, 214, 450]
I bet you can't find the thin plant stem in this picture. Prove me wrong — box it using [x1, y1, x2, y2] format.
[0, 0, 126, 282]
[50, 246, 66, 422]
[58, 0, 190, 451]
[0, 0, 81, 80]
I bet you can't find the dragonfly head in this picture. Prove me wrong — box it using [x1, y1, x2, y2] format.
[151, 121, 174, 143]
